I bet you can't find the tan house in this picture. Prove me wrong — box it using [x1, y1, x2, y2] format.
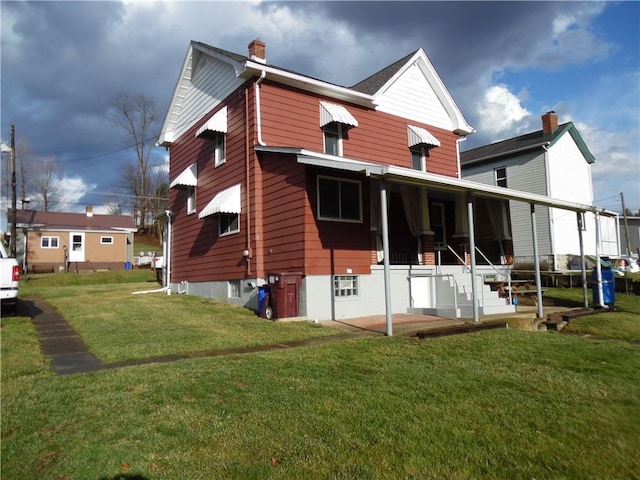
[15, 208, 137, 273]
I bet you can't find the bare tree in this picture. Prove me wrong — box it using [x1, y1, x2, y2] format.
[16, 137, 35, 208]
[110, 92, 159, 231]
[32, 157, 61, 211]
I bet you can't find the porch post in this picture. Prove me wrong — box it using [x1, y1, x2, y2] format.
[380, 179, 393, 336]
[577, 212, 588, 308]
[530, 203, 544, 318]
[595, 212, 604, 308]
[466, 193, 479, 323]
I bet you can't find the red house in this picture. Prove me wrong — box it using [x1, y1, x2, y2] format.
[158, 40, 607, 325]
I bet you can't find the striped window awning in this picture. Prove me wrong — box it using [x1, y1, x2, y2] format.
[169, 163, 197, 189]
[319, 101, 358, 128]
[196, 106, 227, 138]
[198, 183, 241, 219]
[407, 125, 441, 148]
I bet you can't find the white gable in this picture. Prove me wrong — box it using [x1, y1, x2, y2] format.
[376, 63, 452, 130]
[372, 50, 474, 135]
[159, 44, 245, 146]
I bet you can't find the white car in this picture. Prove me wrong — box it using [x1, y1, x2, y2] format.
[0, 241, 20, 313]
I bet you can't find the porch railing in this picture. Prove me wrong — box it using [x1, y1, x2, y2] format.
[475, 246, 513, 304]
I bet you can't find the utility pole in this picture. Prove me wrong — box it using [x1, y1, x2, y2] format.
[620, 192, 631, 257]
[10, 124, 17, 257]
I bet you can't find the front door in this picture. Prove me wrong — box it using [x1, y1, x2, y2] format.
[68, 232, 85, 262]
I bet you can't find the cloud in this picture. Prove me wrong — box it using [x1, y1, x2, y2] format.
[476, 85, 531, 139]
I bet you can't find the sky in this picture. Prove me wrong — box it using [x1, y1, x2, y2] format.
[1, 0, 638, 227]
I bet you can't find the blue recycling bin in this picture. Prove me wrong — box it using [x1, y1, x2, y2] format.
[258, 286, 270, 317]
[592, 266, 615, 306]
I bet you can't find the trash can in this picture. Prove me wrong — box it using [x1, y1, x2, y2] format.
[267, 272, 302, 319]
[125, 261, 131, 270]
[592, 260, 615, 307]
[258, 285, 271, 319]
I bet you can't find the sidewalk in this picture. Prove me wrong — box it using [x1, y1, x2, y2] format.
[23, 297, 569, 376]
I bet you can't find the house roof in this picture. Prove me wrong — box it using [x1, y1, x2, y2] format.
[159, 41, 474, 145]
[460, 122, 596, 166]
[15, 210, 137, 232]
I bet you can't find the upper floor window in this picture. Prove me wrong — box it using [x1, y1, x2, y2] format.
[411, 146, 426, 171]
[187, 186, 196, 215]
[324, 123, 342, 156]
[214, 134, 225, 167]
[319, 101, 358, 157]
[495, 167, 507, 188]
[100, 236, 114, 245]
[317, 175, 362, 222]
[41, 236, 59, 249]
[407, 125, 439, 172]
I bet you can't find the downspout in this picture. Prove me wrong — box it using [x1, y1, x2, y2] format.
[255, 70, 267, 147]
[455, 135, 467, 179]
[245, 86, 252, 275]
[165, 209, 171, 294]
[595, 212, 604, 307]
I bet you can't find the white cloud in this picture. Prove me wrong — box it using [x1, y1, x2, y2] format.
[476, 85, 531, 138]
[57, 176, 95, 212]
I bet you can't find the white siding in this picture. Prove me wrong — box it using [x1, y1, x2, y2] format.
[172, 55, 245, 141]
[463, 150, 553, 260]
[375, 63, 452, 130]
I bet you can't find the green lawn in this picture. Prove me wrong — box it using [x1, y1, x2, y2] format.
[3, 277, 639, 479]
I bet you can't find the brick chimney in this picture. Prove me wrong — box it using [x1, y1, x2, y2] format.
[248, 39, 266, 63]
[542, 111, 558, 134]
[86, 205, 93, 217]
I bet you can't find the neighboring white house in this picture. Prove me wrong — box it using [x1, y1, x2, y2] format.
[461, 112, 620, 271]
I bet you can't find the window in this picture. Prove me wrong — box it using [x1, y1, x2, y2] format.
[334, 275, 359, 297]
[72, 234, 83, 251]
[219, 213, 239, 236]
[323, 123, 342, 156]
[411, 146, 426, 171]
[317, 176, 362, 222]
[228, 280, 241, 298]
[41, 236, 59, 249]
[187, 186, 196, 215]
[495, 167, 507, 188]
[214, 134, 225, 167]
[100, 236, 114, 245]
[430, 202, 447, 248]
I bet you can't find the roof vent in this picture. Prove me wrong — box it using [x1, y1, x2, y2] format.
[248, 39, 266, 63]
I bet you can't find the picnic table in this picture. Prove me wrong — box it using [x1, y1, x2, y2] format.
[484, 279, 546, 304]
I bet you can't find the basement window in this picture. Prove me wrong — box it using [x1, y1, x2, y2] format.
[228, 280, 241, 298]
[334, 275, 359, 297]
[100, 236, 114, 245]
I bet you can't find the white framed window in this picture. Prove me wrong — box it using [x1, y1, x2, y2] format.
[219, 213, 240, 236]
[41, 236, 59, 249]
[334, 275, 359, 297]
[228, 280, 241, 298]
[214, 135, 226, 167]
[317, 175, 362, 222]
[187, 186, 196, 215]
[495, 167, 507, 188]
[100, 236, 114, 245]
[323, 123, 343, 156]
[411, 146, 426, 171]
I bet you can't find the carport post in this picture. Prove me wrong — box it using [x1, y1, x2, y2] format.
[467, 193, 479, 323]
[577, 212, 588, 308]
[595, 212, 604, 307]
[379, 180, 393, 336]
[530, 204, 544, 318]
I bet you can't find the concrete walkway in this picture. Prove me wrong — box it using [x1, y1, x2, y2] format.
[22, 297, 566, 376]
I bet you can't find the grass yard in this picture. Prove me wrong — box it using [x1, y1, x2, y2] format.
[2, 275, 639, 479]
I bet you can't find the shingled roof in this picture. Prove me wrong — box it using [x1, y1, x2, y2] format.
[15, 209, 137, 232]
[350, 50, 419, 95]
[460, 122, 595, 166]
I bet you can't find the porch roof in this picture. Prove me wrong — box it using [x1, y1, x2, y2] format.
[254, 146, 614, 216]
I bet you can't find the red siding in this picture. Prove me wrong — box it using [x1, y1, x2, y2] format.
[169, 77, 462, 283]
[259, 81, 460, 177]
